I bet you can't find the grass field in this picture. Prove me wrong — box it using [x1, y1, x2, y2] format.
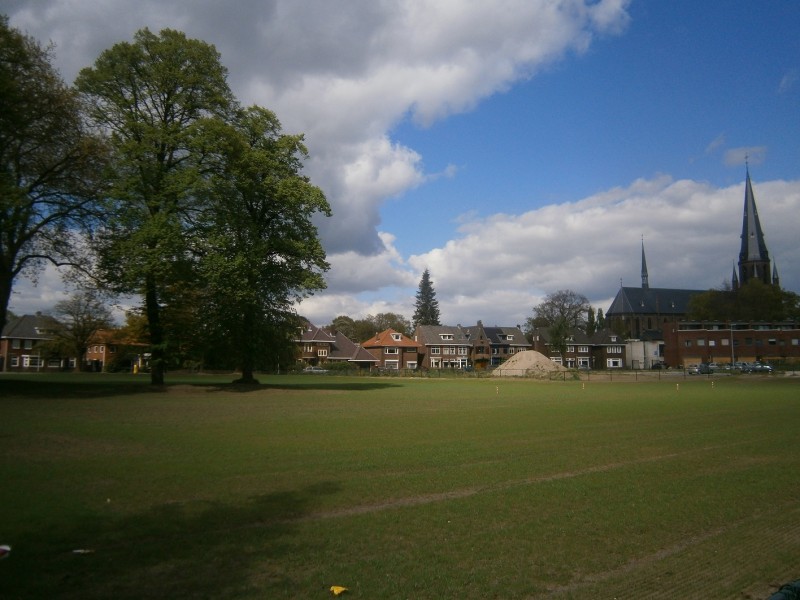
[1, 373, 799, 599]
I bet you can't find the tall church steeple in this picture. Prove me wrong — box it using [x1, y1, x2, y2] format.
[641, 238, 649, 289]
[738, 167, 772, 286]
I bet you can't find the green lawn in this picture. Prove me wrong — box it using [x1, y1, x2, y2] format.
[1, 374, 798, 598]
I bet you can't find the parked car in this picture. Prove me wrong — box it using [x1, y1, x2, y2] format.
[707, 362, 719, 372]
[302, 366, 329, 374]
[698, 363, 714, 374]
[687, 364, 700, 375]
[750, 362, 773, 373]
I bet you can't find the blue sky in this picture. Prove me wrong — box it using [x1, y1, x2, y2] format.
[4, 0, 800, 327]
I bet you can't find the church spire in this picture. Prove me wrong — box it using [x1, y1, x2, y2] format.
[641, 238, 649, 289]
[738, 167, 772, 286]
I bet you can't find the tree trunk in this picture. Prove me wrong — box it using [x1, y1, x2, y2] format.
[144, 275, 165, 385]
[234, 309, 259, 384]
[0, 272, 13, 335]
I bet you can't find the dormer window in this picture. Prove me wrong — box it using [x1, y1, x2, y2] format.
[441, 334, 453, 340]
[391, 333, 402, 341]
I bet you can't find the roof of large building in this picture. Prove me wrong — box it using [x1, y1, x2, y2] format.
[606, 286, 704, 317]
[2, 314, 62, 339]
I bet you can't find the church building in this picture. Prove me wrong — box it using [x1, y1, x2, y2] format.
[606, 168, 780, 342]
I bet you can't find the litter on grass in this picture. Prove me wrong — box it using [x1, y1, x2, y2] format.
[329, 585, 348, 596]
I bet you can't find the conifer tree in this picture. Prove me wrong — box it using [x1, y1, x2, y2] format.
[412, 269, 440, 326]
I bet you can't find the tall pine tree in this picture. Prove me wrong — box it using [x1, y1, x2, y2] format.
[413, 269, 441, 326]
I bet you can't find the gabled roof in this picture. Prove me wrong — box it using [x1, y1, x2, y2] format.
[534, 327, 624, 346]
[414, 325, 472, 346]
[606, 286, 703, 317]
[2, 314, 62, 340]
[362, 328, 422, 350]
[296, 322, 336, 344]
[328, 331, 379, 363]
[462, 322, 530, 347]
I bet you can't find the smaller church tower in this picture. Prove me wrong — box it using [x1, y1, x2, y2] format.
[738, 167, 773, 286]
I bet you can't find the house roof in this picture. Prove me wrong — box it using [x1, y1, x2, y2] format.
[296, 323, 336, 344]
[533, 327, 625, 346]
[328, 331, 379, 363]
[362, 328, 422, 350]
[606, 286, 704, 317]
[414, 325, 472, 347]
[466, 324, 529, 347]
[2, 314, 62, 340]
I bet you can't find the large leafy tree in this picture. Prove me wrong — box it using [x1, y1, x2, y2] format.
[76, 28, 234, 384]
[0, 17, 106, 331]
[687, 280, 799, 322]
[526, 289, 590, 361]
[199, 107, 330, 383]
[51, 289, 114, 370]
[412, 269, 440, 326]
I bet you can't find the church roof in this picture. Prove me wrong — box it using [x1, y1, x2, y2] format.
[606, 286, 704, 317]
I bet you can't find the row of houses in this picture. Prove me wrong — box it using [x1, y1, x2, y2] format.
[0, 313, 146, 373]
[295, 320, 633, 371]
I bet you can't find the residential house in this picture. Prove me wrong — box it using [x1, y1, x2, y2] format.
[295, 323, 379, 370]
[362, 328, 422, 370]
[462, 321, 530, 369]
[531, 327, 627, 370]
[85, 329, 149, 372]
[1, 313, 73, 372]
[413, 325, 472, 369]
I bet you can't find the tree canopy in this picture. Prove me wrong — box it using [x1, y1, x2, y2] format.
[76, 28, 331, 383]
[0, 16, 106, 331]
[197, 106, 330, 383]
[413, 269, 440, 326]
[687, 280, 800, 323]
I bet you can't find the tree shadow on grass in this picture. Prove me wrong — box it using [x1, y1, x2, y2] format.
[2, 482, 342, 599]
[0, 375, 403, 399]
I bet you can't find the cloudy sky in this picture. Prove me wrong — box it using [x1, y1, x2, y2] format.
[4, 0, 799, 327]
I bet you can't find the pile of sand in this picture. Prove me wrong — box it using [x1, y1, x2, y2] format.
[492, 350, 567, 378]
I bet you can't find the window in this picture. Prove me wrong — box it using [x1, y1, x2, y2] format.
[48, 359, 61, 368]
[721, 339, 729, 346]
[10, 356, 19, 367]
[24, 339, 33, 349]
[709, 340, 716, 347]
[391, 333, 402, 341]
[697, 339, 705, 347]
[508, 347, 515, 354]
[610, 336, 618, 342]
[608, 346, 622, 354]
[23, 356, 41, 368]
[304, 344, 313, 352]
[567, 346, 575, 353]
[318, 349, 328, 357]
[440, 334, 453, 340]
[458, 347, 468, 355]
[430, 358, 441, 368]
[768, 338, 777, 346]
[506, 335, 514, 341]
[578, 357, 590, 368]
[444, 346, 456, 355]
[384, 347, 398, 354]
[607, 358, 622, 368]
[430, 346, 440, 355]
[578, 346, 589, 353]
[12, 339, 20, 349]
[684, 340, 693, 347]
[384, 360, 399, 370]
